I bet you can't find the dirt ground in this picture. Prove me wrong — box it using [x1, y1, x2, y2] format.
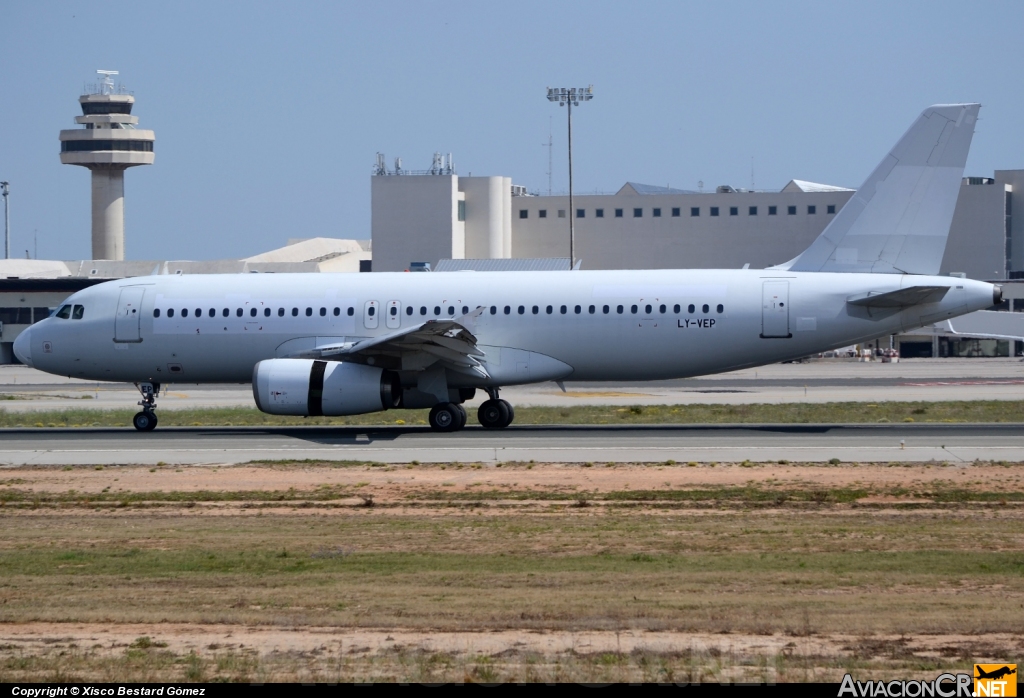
[1, 460, 1022, 682]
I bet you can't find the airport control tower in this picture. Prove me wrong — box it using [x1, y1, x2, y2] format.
[59, 70, 155, 260]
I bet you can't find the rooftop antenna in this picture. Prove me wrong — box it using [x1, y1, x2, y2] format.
[698, 180, 704, 193]
[96, 69, 118, 95]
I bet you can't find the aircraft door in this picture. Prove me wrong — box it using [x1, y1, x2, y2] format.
[363, 300, 379, 329]
[114, 286, 146, 343]
[761, 281, 791, 338]
[385, 300, 401, 329]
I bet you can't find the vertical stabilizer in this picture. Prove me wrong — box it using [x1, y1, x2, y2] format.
[787, 104, 980, 275]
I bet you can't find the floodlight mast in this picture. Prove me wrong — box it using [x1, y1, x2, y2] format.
[1, 182, 9, 260]
[547, 85, 593, 270]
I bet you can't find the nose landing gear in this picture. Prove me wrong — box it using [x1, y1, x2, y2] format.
[133, 382, 160, 432]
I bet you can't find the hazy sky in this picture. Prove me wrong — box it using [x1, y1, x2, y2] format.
[1, 1, 1021, 261]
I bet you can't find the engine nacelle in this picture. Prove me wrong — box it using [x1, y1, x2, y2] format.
[252, 359, 400, 416]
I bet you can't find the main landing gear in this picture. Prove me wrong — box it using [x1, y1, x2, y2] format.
[133, 382, 160, 432]
[426, 388, 514, 432]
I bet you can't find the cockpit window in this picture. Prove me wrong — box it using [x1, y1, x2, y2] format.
[72, 305, 85, 320]
[55, 305, 72, 319]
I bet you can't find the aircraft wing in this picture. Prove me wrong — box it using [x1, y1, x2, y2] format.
[317, 309, 489, 378]
[847, 286, 949, 309]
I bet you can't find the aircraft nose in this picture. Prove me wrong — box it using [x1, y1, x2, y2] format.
[13, 326, 32, 367]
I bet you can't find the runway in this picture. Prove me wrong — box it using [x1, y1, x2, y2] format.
[3, 423, 1023, 466]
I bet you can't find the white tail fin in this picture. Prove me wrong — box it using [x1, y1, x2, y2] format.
[786, 103, 980, 275]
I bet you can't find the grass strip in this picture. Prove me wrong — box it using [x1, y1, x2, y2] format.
[3, 400, 1024, 428]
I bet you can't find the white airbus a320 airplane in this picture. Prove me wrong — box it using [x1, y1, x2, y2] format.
[15, 104, 1000, 432]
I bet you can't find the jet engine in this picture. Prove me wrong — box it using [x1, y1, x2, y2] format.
[252, 359, 400, 416]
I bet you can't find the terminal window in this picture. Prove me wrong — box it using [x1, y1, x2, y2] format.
[458, 200, 466, 221]
[768, 206, 777, 215]
[634, 208, 643, 218]
[807, 205, 816, 214]
[827, 204, 836, 214]
[539, 209, 547, 218]
[787, 205, 797, 215]
[558, 210, 566, 218]
[690, 207, 699, 217]
[519, 210, 528, 219]
[710, 207, 719, 216]
[652, 208, 661, 217]
[576, 209, 585, 218]
[615, 208, 624, 217]
[749, 206, 757, 216]
[729, 207, 738, 216]
[596, 208, 604, 218]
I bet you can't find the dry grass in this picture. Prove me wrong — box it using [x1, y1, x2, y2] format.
[1, 460, 1022, 682]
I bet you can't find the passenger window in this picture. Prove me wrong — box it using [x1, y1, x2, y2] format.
[504, 306, 511, 315]
[717, 304, 724, 313]
[279, 308, 285, 317]
[462, 306, 468, 315]
[659, 304, 666, 313]
[223, 308, 229, 317]
[335, 307, 341, 316]
[236, 308, 243, 317]
[56, 305, 72, 319]
[448, 306, 455, 315]
[518, 306, 525, 315]
[264, 308, 270, 317]
[291, 308, 298, 317]
[251, 308, 257, 317]
[322, 307, 329, 317]
[688, 304, 695, 313]
[546, 305, 553, 314]
[574, 305, 581, 314]
[589, 305, 595, 314]
[630, 305, 637, 314]
[420, 306, 427, 315]
[644, 304, 652, 314]
[532, 305, 539, 314]
[673, 304, 680, 313]
[347, 307, 354, 316]
[560, 305, 567, 314]
[603, 305, 609, 314]
[209, 309, 216, 318]
[434, 306, 440, 316]
[405, 307, 412, 316]
[490, 306, 497, 315]
[182, 309, 189, 318]
[702, 304, 710, 313]
[616, 305, 623, 314]
[153, 309, 161, 318]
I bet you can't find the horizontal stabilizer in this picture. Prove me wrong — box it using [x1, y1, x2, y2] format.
[847, 286, 949, 308]
[788, 104, 980, 275]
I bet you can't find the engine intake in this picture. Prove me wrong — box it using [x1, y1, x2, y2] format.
[252, 359, 400, 416]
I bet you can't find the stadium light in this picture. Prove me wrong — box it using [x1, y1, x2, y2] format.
[547, 85, 593, 270]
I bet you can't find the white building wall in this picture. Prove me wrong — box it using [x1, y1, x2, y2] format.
[996, 170, 1024, 274]
[459, 176, 508, 259]
[371, 175, 464, 272]
[942, 180, 1007, 280]
[511, 192, 854, 270]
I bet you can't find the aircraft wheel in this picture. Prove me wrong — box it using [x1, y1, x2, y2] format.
[133, 411, 158, 432]
[428, 403, 460, 432]
[454, 403, 468, 429]
[478, 399, 510, 429]
[500, 400, 515, 427]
